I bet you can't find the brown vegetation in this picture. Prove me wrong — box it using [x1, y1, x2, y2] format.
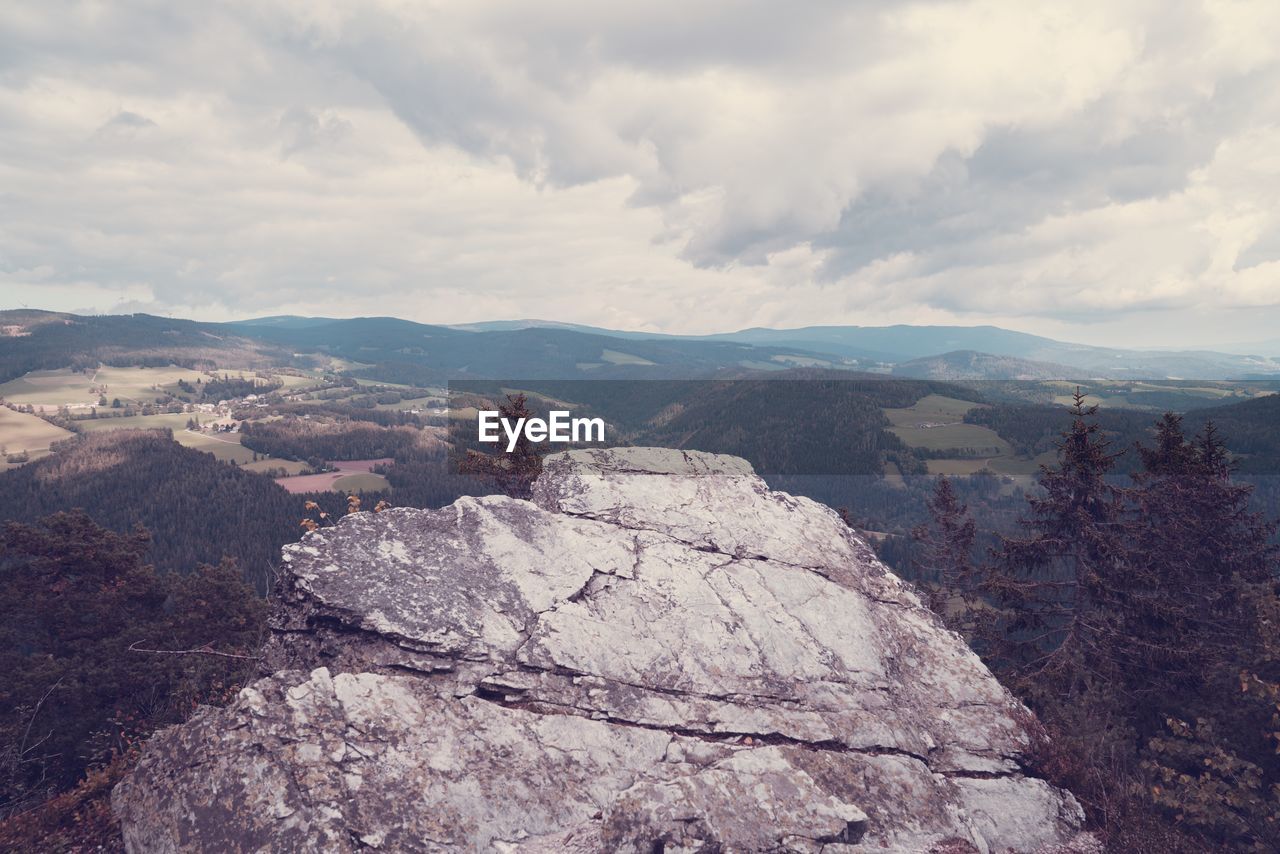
[0, 512, 265, 848]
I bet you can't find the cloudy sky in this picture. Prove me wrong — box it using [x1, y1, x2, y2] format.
[2, 1, 1280, 348]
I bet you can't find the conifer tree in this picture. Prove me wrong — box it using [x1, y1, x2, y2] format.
[459, 393, 544, 498]
[984, 390, 1131, 698]
[1127, 415, 1280, 846]
[912, 477, 978, 634]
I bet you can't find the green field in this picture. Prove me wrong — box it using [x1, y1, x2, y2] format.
[925, 458, 993, 475]
[0, 407, 74, 468]
[243, 458, 309, 475]
[883, 394, 982, 426]
[375, 395, 441, 412]
[94, 365, 209, 403]
[884, 394, 1049, 476]
[1046, 380, 1262, 409]
[333, 473, 391, 493]
[601, 349, 656, 366]
[275, 373, 324, 391]
[985, 450, 1058, 476]
[76, 412, 193, 433]
[177, 431, 258, 463]
[884, 395, 1011, 455]
[76, 414, 258, 463]
[0, 365, 305, 409]
[1050, 392, 1118, 408]
[0, 366, 213, 409]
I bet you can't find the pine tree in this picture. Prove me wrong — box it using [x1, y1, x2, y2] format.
[459, 394, 544, 498]
[1122, 416, 1272, 713]
[912, 477, 978, 634]
[984, 390, 1131, 698]
[0, 513, 264, 813]
[1127, 416, 1280, 847]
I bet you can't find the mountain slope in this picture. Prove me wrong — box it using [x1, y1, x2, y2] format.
[9, 310, 1280, 383]
[0, 311, 286, 383]
[426, 318, 1280, 379]
[891, 350, 1087, 381]
[222, 316, 850, 381]
[0, 429, 302, 586]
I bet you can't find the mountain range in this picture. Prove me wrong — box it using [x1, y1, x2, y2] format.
[3, 309, 1279, 382]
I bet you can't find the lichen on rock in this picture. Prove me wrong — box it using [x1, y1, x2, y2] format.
[113, 447, 1098, 853]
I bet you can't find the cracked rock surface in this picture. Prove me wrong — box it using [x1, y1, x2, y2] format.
[113, 448, 1097, 853]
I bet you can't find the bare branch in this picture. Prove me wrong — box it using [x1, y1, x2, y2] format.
[127, 640, 260, 660]
[19, 675, 64, 757]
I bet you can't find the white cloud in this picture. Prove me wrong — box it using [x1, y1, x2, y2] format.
[1, 0, 1279, 347]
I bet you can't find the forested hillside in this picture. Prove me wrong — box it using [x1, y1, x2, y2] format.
[0, 431, 303, 589]
[484, 372, 986, 476]
[239, 419, 436, 464]
[0, 512, 265, 844]
[632, 376, 920, 475]
[968, 393, 1280, 475]
[0, 311, 287, 383]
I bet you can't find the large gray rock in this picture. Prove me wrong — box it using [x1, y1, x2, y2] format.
[113, 448, 1097, 853]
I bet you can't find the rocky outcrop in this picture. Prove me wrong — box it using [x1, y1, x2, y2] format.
[113, 448, 1097, 853]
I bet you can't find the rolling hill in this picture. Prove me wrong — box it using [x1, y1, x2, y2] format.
[0, 429, 303, 587]
[891, 350, 1086, 381]
[0, 310, 288, 383]
[450, 319, 1280, 380]
[5, 310, 1280, 386]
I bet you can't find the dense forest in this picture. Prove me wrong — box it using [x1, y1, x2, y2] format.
[915, 400, 1280, 851]
[0, 512, 265, 847]
[966, 403, 1157, 463]
[196, 375, 282, 402]
[635, 377, 915, 475]
[239, 418, 436, 465]
[967, 394, 1280, 475]
[0, 431, 307, 590]
[451, 374, 985, 477]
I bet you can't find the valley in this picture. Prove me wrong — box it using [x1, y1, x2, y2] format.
[2, 314, 1278, 854]
[4, 310, 1280, 559]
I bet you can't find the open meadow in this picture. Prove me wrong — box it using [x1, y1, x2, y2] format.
[883, 394, 1012, 455]
[0, 407, 74, 469]
[0, 365, 321, 410]
[76, 414, 259, 463]
[243, 458, 309, 476]
[274, 459, 392, 494]
[333, 473, 392, 493]
[0, 366, 210, 410]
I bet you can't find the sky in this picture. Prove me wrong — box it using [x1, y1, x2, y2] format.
[2, 1, 1280, 350]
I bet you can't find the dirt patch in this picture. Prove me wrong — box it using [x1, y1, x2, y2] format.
[274, 459, 393, 494]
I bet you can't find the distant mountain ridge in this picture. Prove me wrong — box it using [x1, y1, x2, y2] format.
[2, 309, 1278, 381]
[447, 318, 1280, 378]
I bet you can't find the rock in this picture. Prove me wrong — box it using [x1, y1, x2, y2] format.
[113, 448, 1096, 853]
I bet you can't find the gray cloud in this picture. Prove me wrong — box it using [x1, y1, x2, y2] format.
[2, 0, 1280, 347]
[96, 110, 157, 133]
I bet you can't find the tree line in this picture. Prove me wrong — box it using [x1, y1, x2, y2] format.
[239, 418, 428, 464]
[0, 430, 329, 591]
[914, 393, 1280, 850]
